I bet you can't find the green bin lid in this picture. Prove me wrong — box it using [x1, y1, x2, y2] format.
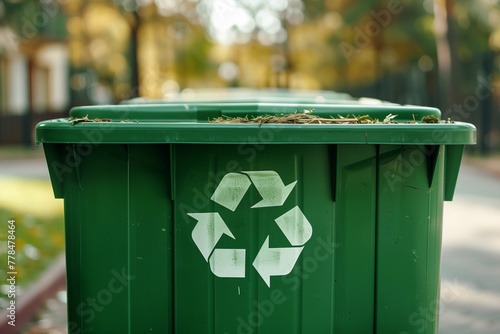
[36, 101, 476, 145]
[119, 88, 355, 105]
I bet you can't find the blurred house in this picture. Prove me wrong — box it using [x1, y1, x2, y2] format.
[0, 4, 68, 145]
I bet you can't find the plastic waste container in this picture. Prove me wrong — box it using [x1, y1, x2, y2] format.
[36, 100, 476, 334]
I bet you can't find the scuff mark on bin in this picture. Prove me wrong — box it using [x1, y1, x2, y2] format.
[412, 249, 418, 262]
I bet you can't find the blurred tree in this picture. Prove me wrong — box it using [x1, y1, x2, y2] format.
[324, 0, 436, 102]
[434, 0, 459, 111]
[0, 0, 66, 45]
[453, 0, 499, 153]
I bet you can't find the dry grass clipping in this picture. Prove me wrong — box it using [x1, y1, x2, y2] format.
[210, 110, 398, 125]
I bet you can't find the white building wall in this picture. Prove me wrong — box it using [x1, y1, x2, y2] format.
[37, 43, 69, 112]
[7, 54, 29, 115]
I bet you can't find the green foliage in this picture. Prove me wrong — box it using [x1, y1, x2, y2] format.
[176, 29, 213, 78]
[0, 0, 66, 39]
[0, 207, 65, 301]
[301, 0, 327, 20]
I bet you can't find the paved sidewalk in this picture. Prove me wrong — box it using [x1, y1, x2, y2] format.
[440, 163, 500, 334]
[0, 159, 49, 179]
[464, 154, 500, 177]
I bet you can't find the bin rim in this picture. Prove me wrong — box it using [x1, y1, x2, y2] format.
[36, 102, 477, 145]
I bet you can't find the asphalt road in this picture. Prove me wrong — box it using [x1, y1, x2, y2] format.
[0, 158, 499, 333]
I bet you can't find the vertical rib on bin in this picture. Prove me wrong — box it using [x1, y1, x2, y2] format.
[65, 144, 130, 333]
[128, 144, 173, 333]
[334, 144, 377, 333]
[375, 145, 443, 333]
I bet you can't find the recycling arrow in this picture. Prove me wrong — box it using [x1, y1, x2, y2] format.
[252, 236, 304, 287]
[209, 248, 246, 278]
[210, 173, 252, 211]
[189, 213, 235, 261]
[242, 171, 297, 208]
[188, 170, 313, 287]
[275, 206, 313, 246]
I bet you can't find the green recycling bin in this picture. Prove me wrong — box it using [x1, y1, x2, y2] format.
[36, 100, 475, 334]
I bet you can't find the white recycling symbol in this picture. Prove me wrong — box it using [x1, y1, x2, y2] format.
[188, 171, 313, 287]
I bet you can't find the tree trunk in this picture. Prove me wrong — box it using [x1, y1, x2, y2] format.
[129, 11, 140, 98]
[434, 0, 460, 112]
[480, 51, 493, 155]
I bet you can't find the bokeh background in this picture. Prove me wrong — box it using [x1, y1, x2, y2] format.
[0, 0, 499, 150]
[0, 0, 499, 333]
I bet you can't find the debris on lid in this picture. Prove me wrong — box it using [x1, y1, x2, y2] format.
[68, 115, 112, 126]
[211, 111, 359, 125]
[421, 115, 440, 124]
[210, 110, 401, 125]
[211, 110, 452, 125]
